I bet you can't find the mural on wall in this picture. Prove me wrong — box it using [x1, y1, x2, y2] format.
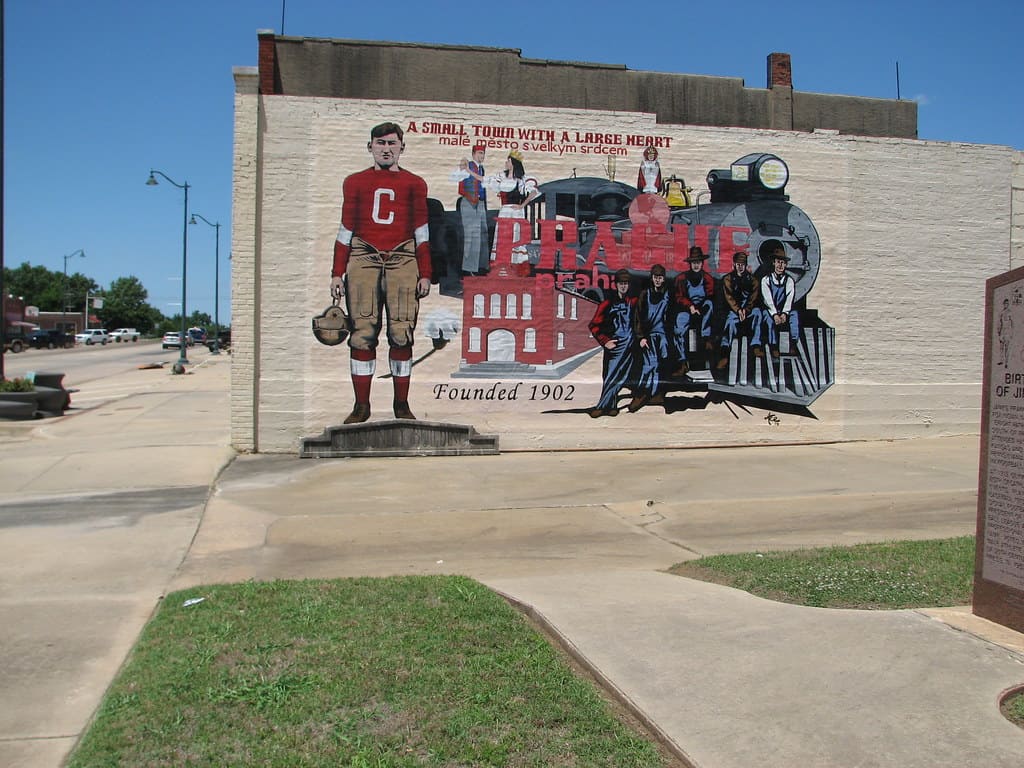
[325, 119, 835, 425]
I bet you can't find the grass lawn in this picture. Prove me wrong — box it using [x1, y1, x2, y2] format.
[672, 534, 1024, 732]
[668, 535, 976, 609]
[1003, 689, 1024, 728]
[68, 576, 679, 767]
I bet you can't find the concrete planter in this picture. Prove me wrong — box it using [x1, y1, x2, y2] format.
[31, 371, 66, 390]
[33, 386, 71, 417]
[0, 371, 74, 419]
[0, 391, 41, 419]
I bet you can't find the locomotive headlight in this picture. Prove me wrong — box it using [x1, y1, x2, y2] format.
[708, 153, 790, 203]
[756, 156, 789, 190]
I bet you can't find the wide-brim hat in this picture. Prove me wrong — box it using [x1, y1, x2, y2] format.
[771, 247, 791, 262]
[614, 269, 632, 282]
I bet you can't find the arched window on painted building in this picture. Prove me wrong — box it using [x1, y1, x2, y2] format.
[469, 327, 482, 352]
[524, 327, 537, 352]
[556, 293, 565, 319]
[557, 331, 565, 350]
[506, 293, 518, 318]
[489, 294, 501, 318]
[570, 297, 578, 320]
[473, 295, 484, 318]
[522, 293, 533, 320]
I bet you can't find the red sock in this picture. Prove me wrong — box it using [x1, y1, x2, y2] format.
[351, 348, 375, 403]
[390, 347, 412, 402]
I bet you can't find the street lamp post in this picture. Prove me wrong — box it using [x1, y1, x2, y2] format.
[190, 213, 220, 354]
[62, 248, 85, 334]
[146, 170, 190, 369]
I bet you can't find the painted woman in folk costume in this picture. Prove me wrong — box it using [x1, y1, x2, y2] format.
[636, 145, 663, 194]
[485, 150, 540, 264]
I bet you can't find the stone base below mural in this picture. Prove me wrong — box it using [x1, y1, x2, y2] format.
[453, 348, 600, 380]
[300, 419, 500, 458]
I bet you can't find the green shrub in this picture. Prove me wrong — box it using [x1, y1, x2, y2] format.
[0, 378, 34, 392]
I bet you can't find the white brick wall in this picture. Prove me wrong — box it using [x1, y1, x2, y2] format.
[232, 93, 1018, 452]
[230, 67, 259, 452]
[1012, 151, 1024, 270]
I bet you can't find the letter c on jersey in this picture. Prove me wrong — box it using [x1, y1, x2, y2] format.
[372, 188, 396, 224]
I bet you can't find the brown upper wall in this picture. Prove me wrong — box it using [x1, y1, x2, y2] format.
[257, 34, 917, 140]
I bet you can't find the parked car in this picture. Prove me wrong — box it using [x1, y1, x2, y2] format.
[75, 328, 110, 345]
[207, 328, 231, 351]
[3, 321, 40, 353]
[27, 329, 76, 349]
[161, 331, 194, 349]
[109, 327, 140, 343]
[187, 326, 208, 344]
[3, 335, 28, 353]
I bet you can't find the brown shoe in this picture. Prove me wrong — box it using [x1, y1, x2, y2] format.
[344, 403, 370, 424]
[716, 357, 729, 370]
[648, 393, 665, 406]
[627, 395, 650, 413]
[670, 363, 689, 377]
[589, 407, 607, 418]
[751, 345, 764, 358]
[393, 400, 416, 420]
[770, 347, 780, 359]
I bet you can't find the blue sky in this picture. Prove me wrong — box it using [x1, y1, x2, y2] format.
[5, 0, 1021, 325]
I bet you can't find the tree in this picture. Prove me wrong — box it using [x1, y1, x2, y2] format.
[65, 273, 98, 313]
[97, 276, 156, 332]
[2, 262, 98, 312]
[154, 311, 213, 337]
[187, 311, 213, 329]
[4, 262, 63, 308]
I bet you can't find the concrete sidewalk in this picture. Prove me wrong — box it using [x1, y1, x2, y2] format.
[0, 354, 234, 768]
[2, 352, 1023, 767]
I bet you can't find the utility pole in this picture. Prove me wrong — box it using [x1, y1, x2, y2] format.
[1, 0, 7, 381]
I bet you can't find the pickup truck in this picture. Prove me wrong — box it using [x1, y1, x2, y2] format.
[27, 329, 76, 349]
[3, 334, 27, 353]
[109, 328, 140, 342]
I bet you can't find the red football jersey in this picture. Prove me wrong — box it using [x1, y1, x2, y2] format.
[332, 167, 431, 278]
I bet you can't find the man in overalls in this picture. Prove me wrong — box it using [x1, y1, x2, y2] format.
[631, 264, 670, 410]
[719, 251, 765, 368]
[588, 269, 637, 418]
[671, 246, 714, 376]
[760, 246, 800, 358]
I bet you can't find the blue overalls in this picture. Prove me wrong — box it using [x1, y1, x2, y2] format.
[637, 290, 670, 396]
[674, 274, 713, 360]
[596, 299, 637, 411]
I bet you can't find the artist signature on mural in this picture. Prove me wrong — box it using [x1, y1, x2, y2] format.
[764, 413, 780, 426]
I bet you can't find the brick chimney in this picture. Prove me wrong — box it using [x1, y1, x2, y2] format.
[767, 52, 792, 88]
[258, 30, 278, 95]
